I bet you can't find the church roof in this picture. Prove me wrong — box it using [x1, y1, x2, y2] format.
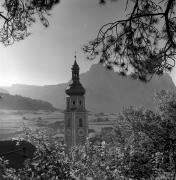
[0, 140, 35, 169]
[66, 82, 85, 96]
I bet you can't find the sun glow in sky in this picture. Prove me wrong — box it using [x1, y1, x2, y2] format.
[0, 0, 176, 86]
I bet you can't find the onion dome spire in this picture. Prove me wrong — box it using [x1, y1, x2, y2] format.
[65, 54, 85, 96]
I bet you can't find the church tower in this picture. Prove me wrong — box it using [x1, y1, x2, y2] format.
[64, 56, 88, 150]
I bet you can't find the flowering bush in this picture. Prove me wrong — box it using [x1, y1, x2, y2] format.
[70, 140, 123, 180]
[1, 90, 176, 179]
[1, 128, 73, 180]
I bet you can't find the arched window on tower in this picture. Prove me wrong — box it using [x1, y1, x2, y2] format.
[67, 99, 69, 109]
[79, 118, 83, 127]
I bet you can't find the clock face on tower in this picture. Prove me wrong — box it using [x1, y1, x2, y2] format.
[78, 128, 85, 137]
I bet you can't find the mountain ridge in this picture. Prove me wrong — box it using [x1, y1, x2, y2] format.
[1, 64, 176, 112]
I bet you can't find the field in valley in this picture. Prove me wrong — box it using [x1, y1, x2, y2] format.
[0, 110, 117, 140]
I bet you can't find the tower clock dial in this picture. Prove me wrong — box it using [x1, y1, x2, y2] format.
[78, 128, 85, 137]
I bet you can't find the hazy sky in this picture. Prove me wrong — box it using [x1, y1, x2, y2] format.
[0, 0, 176, 86]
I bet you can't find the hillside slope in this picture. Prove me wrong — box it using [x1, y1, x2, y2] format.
[0, 93, 56, 111]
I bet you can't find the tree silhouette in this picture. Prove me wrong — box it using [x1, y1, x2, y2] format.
[83, 0, 176, 82]
[0, 0, 59, 45]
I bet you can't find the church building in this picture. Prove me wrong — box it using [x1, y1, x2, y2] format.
[64, 57, 88, 149]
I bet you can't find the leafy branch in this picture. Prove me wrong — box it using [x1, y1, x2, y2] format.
[0, 0, 59, 45]
[83, 0, 176, 82]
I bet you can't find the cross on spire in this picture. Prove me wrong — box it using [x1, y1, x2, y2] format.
[72, 51, 79, 70]
[74, 51, 77, 62]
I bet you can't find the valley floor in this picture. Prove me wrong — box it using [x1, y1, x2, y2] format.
[0, 110, 117, 140]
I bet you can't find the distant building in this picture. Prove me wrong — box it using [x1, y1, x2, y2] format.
[53, 133, 64, 144]
[101, 127, 113, 134]
[64, 56, 88, 150]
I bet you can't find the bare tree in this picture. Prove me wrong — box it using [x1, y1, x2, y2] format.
[0, 0, 59, 45]
[83, 0, 176, 82]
